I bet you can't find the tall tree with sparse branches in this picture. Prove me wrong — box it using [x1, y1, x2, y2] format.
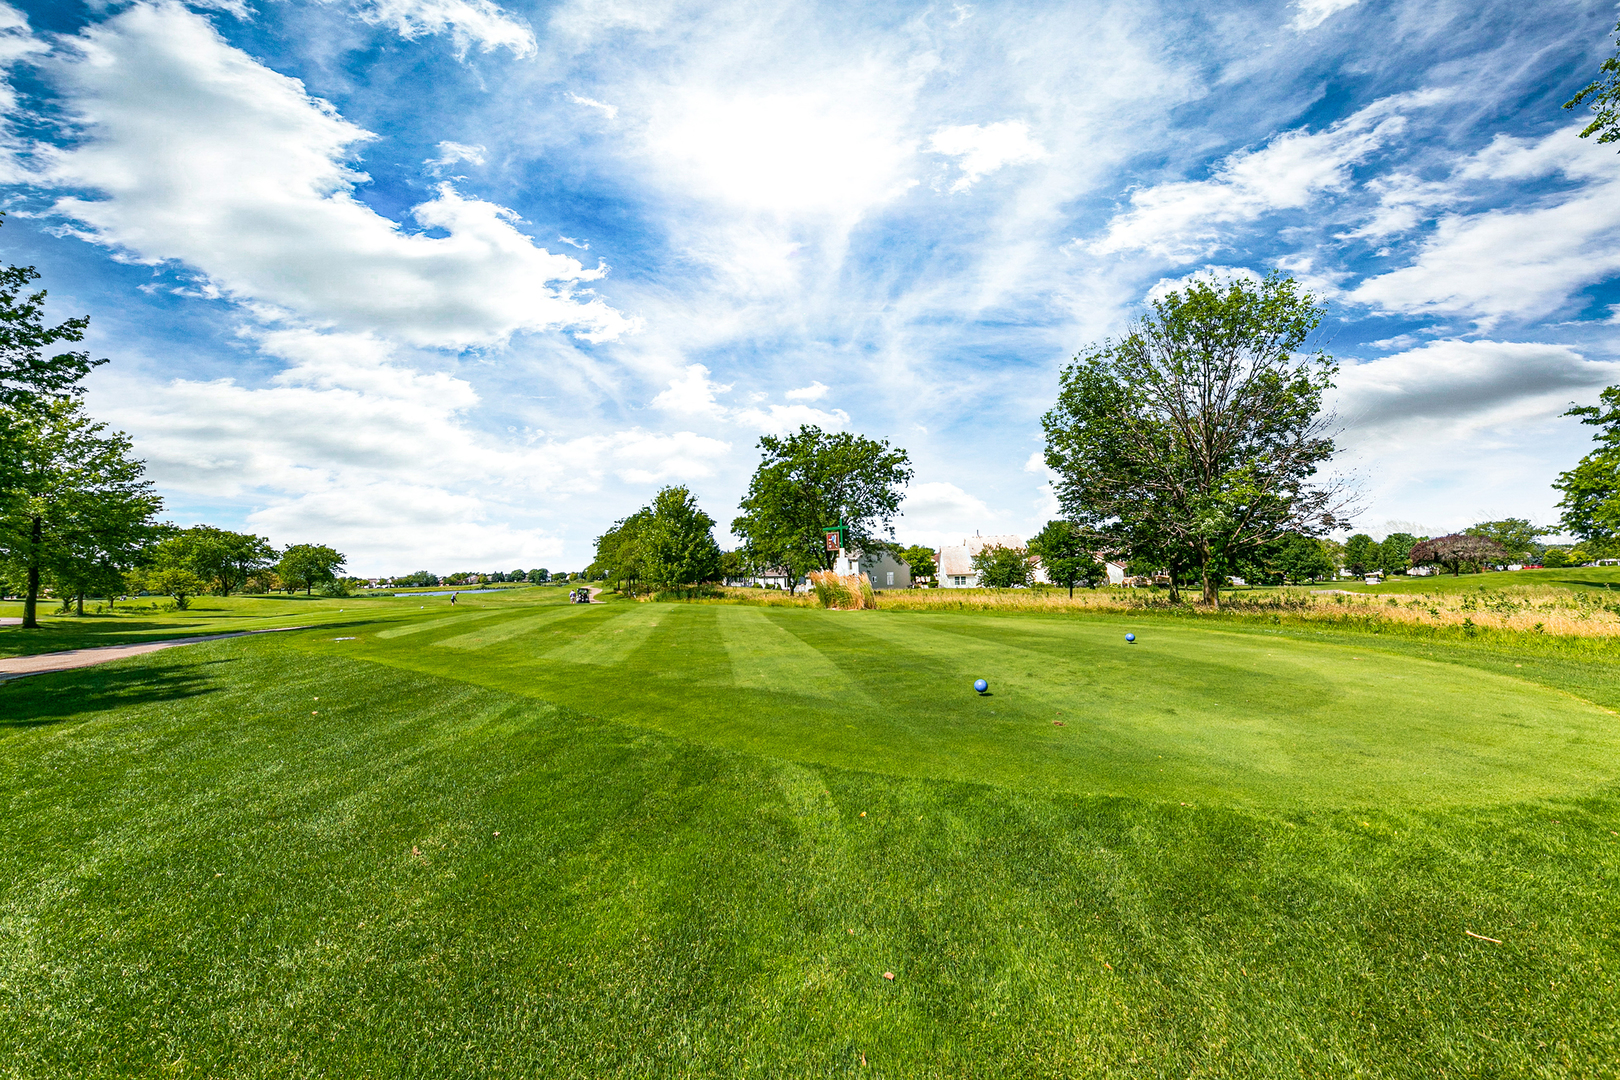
[1043, 273, 1352, 606]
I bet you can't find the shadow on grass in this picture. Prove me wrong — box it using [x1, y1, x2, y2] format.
[0, 659, 224, 727]
[1545, 577, 1620, 592]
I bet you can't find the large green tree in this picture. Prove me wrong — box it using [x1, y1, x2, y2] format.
[157, 525, 277, 595]
[1269, 532, 1336, 585]
[1027, 520, 1104, 597]
[277, 544, 346, 595]
[0, 399, 162, 628]
[1554, 386, 1620, 544]
[731, 425, 913, 578]
[970, 543, 1034, 589]
[897, 544, 937, 585]
[1377, 532, 1419, 577]
[592, 511, 652, 596]
[1465, 518, 1543, 563]
[1565, 18, 1620, 150]
[1409, 533, 1506, 577]
[1342, 533, 1377, 576]
[1043, 273, 1348, 606]
[645, 486, 723, 588]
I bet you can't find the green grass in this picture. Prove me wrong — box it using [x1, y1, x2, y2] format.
[1287, 564, 1620, 595]
[2, 588, 1618, 1076]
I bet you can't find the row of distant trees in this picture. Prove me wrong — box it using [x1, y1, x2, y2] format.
[383, 569, 582, 587]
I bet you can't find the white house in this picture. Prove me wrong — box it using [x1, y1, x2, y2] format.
[937, 532, 1131, 588]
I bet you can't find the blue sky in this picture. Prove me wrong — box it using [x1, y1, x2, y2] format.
[1, 0, 1617, 573]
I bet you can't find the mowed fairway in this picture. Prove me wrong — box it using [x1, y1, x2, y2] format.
[2, 588, 1619, 1077]
[340, 593, 1620, 808]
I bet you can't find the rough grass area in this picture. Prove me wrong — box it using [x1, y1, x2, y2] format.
[1, 590, 1618, 1076]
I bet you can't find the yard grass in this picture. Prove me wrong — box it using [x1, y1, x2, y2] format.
[1, 588, 1617, 1076]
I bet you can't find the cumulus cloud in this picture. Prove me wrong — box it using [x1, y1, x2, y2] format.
[94, 329, 730, 569]
[1290, 0, 1358, 32]
[34, 2, 630, 348]
[928, 120, 1047, 193]
[652, 363, 732, 420]
[896, 481, 996, 547]
[352, 0, 536, 58]
[1350, 128, 1620, 325]
[1332, 339, 1620, 435]
[649, 364, 847, 432]
[1090, 92, 1441, 261]
[784, 380, 828, 401]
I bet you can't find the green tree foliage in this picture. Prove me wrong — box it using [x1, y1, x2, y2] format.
[132, 563, 208, 609]
[970, 543, 1034, 589]
[0, 216, 104, 412]
[278, 544, 346, 595]
[1377, 532, 1419, 577]
[1554, 386, 1620, 543]
[156, 525, 277, 595]
[1027, 520, 1103, 596]
[1409, 533, 1507, 577]
[593, 510, 652, 596]
[1343, 533, 1377, 576]
[396, 571, 439, 587]
[896, 544, 937, 584]
[720, 549, 748, 583]
[1270, 532, 1336, 584]
[645, 486, 723, 588]
[1565, 19, 1620, 149]
[731, 425, 913, 578]
[1043, 274, 1347, 607]
[1465, 518, 1543, 563]
[527, 568, 548, 584]
[0, 399, 162, 627]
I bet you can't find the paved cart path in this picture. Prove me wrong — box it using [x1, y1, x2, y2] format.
[0, 627, 309, 682]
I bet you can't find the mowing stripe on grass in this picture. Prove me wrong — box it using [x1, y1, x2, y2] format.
[375, 608, 508, 639]
[435, 604, 595, 650]
[716, 607, 866, 700]
[546, 604, 669, 666]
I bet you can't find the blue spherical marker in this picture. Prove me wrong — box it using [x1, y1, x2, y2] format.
[974, 678, 988, 694]
[1125, 633, 1136, 643]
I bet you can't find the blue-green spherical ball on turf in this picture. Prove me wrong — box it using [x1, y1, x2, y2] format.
[1126, 633, 1136, 643]
[974, 678, 988, 694]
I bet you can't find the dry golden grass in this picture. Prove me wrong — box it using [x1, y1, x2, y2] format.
[709, 583, 1620, 638]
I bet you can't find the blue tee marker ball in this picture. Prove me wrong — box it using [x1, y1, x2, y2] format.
[974, 678, 988, 694]
[1125, 633, 1136, 643]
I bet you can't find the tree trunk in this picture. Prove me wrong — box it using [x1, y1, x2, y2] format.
[1168, 569, 1180, 604]
[1200, 551, 1219, 608]
[22, 515, 41, 629]
[76, 592, 85, 616]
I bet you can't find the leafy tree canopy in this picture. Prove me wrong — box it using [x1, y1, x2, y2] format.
[1565, 19, 1620, 150]
[0, 398, 162, 627]
[970, 543, 1034, 589]
[278, 544, 346, 595]
[0, 217, 104, 414]
[1554, 385, 1620, 543]
[1043, 273, 1348, 607]
[1269, 532, 1336, 585]
[1377, 532, 1420, 576]
[1343, 533, 1378, 576]
[731, 425, 912, 578]
[645, 485, 723, 588]
[1465, 518, 1543, 562]
[1409, 533, 1506, 577]
[1027, 520, 1103, 596]
[897, 544, 937, 582]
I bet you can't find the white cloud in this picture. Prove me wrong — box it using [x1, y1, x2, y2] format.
[93, 328, 731, 570]
[353, 0, 536, 58]
[1290, 0, 1358, 32]
[896, 481, 996, 548]
[1090, 93, 1440, 261]
[1350, 128, 1620, 325]
[731, 402, 850, 435]
[928, 120, 1047, 193]
[784, 380, 828, 401]
[651, 363, 732, 420]
[568, 92, 619, 119]
[1332, 339, 1620, 436]
[1143, 264, 1263, 304]
[425, 140, 487, 169]
[646, 82, 919, 217]
[34, 2, 629, 349]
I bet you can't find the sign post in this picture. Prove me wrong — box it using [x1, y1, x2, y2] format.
[822, 522, 848, 553]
